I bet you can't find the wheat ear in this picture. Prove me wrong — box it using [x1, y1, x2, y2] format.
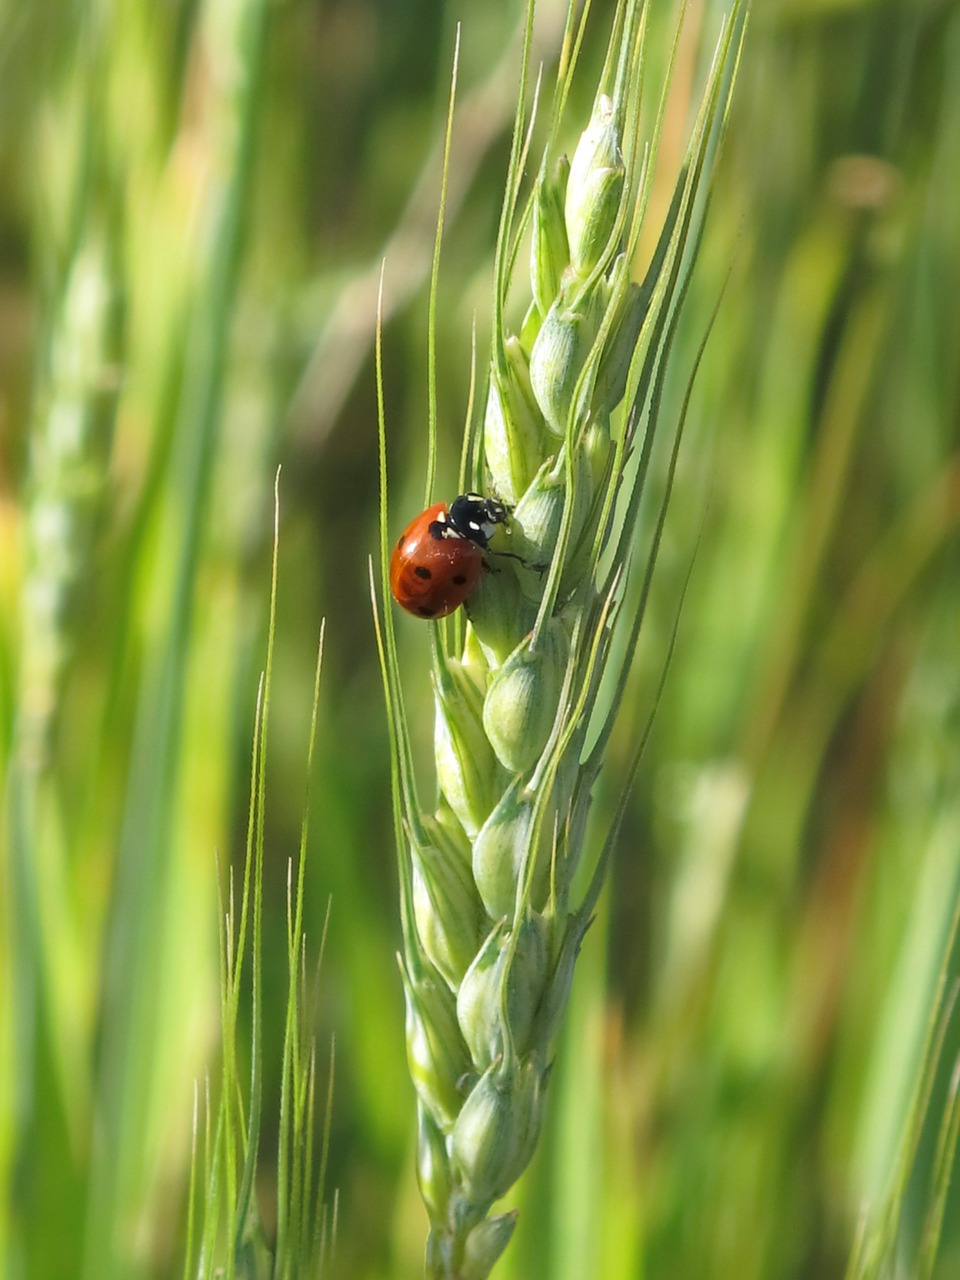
[375, 1, 747, 1275]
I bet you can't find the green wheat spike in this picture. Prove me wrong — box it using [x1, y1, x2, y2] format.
[376, 1, 748, 1275]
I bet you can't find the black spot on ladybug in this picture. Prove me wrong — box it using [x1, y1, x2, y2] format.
[452, 573, 468, 585]
[417, 605, 435, 617]
[414, 565, 432, 580]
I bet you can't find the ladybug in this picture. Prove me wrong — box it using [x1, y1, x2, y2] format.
[390, 493, 508, 619]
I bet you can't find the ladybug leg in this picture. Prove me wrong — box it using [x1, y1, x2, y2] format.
[490, 548, 549, 574]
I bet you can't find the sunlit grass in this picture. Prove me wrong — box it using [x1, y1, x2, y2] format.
[0, 0, 958, 1277]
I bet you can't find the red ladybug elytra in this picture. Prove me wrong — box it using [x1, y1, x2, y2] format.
[390, 493, 508, 619]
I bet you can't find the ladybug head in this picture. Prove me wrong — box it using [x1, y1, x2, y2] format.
[448, 493, 508, 548]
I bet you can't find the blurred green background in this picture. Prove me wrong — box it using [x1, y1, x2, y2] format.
[1, 0, 958, 1277]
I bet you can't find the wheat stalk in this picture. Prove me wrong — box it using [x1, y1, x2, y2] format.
[375, 1, 747, 1275]
[6, 164, 123, 1226]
